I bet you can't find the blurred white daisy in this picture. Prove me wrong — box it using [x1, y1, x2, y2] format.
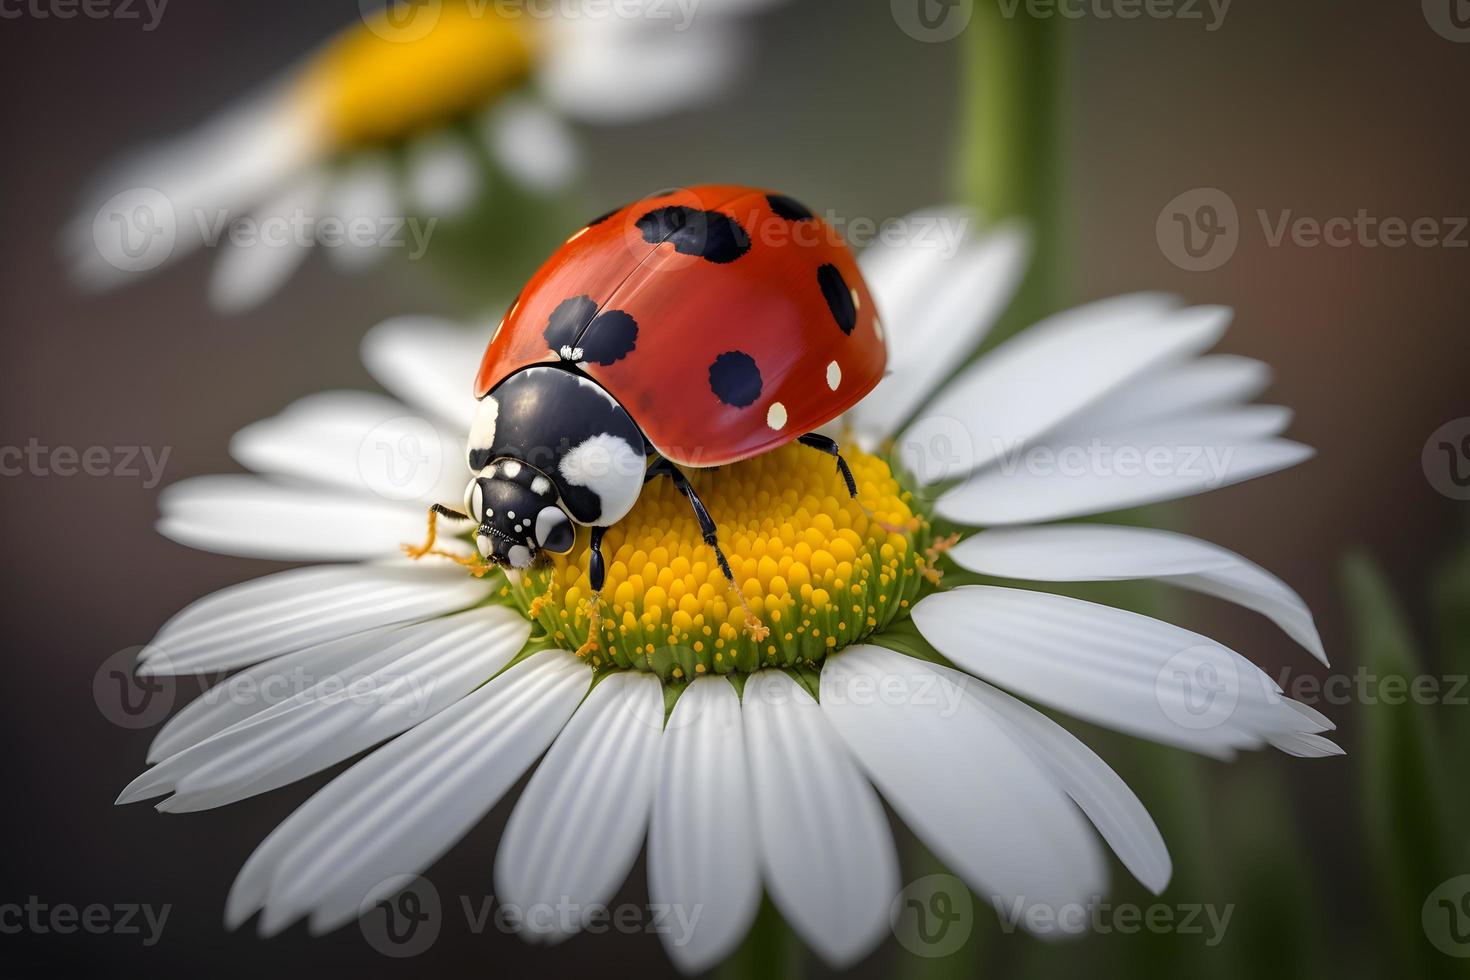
[68, 0, 783, 312]
[118, 208, 1338, 971]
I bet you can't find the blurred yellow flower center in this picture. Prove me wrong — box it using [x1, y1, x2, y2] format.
[504, 443, 936, 680]
[300, 1, 534, 150]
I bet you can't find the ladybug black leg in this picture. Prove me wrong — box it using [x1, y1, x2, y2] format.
[577, 526, 609, 659]
[588, 526, 608, 594]
[647, 458, 769, 641]
[797, 433, 858, 498]
[798, 432, 922, 536]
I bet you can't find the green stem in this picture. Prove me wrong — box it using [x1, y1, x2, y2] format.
[717, 898, 803, 980]
[956, 6, 1070, 344]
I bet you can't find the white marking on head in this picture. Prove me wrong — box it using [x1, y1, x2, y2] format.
[826, 361, 841, 391]
[465, 479, 484, 522]
[468, 396, 499, 462]
[507, 545, 533, 569]
[767, 402, 788, 430]
[559, 432, 643, 525]
[476, 533, 493, 558]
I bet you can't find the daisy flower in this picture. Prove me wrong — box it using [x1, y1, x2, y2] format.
[118, 199, 1338, 972]
[68, 0, 782, 312]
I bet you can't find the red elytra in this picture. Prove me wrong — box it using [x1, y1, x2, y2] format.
[473, 184, 887, 468]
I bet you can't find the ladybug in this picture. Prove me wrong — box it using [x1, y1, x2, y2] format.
[407, 185, 888, 632]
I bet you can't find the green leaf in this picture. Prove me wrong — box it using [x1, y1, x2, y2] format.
[1344, 551, 1464, 977]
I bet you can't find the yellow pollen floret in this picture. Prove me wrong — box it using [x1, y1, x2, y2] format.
[507, 443, 935, 682]
[299, 0, 535, 151]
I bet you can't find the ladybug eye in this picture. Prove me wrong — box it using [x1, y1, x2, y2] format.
[464, 479, 485, 522]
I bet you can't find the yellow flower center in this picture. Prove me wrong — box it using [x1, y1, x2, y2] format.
[299, 1, 534, 151]
[504, 443, 936, 681]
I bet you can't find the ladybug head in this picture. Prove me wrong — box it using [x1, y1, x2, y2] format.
[463, 459, 576, 570]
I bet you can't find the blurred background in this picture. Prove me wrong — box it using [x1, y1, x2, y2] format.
[1, 0, 1467, 976]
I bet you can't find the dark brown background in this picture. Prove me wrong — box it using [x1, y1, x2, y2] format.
[1, 1, 1467, 977]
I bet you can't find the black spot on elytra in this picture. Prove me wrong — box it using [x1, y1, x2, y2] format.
[768, 194, 814, 222]
[580, 309, 639, 365]
[637, 206, 751, 264]
[817, 263, 857, 335]
[708, 351, 763, 408]
[544, 295, 597, 351]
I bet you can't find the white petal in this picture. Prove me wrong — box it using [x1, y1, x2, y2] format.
[323, 153, 397, 272]
[156, 476, 460, 562]
[482, 99, 579, 194]
[899, 297, 1227, 486]
[68, 88, 319, 291]
[648, 676, 760, 972]
[742, 671, 898, 968]
[360, 316, 484, 430]
[1268, 732, 1345, 758]
[936, 421, 1314, 526]
[538, 17, 746, 124]
[911, 586, 1332, 759]
[950, 524, 1326, 664]
[207, 169, 326, 313]
[405, 131, 482, 219]
[495, 672, 664, 941]
[227, 650, 589, 936]
[960, 680, 1171, 894]
[820, 646, 1105, 936]
[849, 225, 1028, 446]
[147, 629, 394, 762]
[230, 390, 466, 506]
[137, 561, 491, 677]
[122, 607, 530, 810]
[1055, 354, 1271, 435]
